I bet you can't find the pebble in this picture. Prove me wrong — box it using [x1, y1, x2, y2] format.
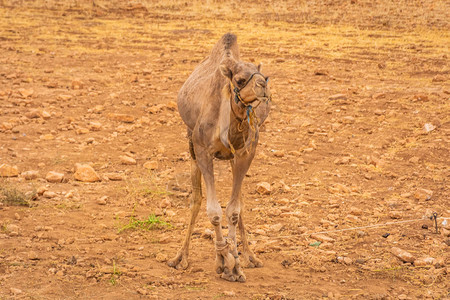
[103, 173, 124, 181]
[27, 251, 39, 260]
[414, 188, 433, 201]
[88, 121, 102, 131]
[71, 79, 84, 89]
[45, 171, 64, 183]
[159, 198, 172, 209]
[74, 163, 101, 182]
[10, 288, 22, 295]
[329, 93, 347, 101]
[155, 253, 168, 263]
[256, 182, 271, 195]
[0, 164, 19, 177]
[21, 170, 39, 180]
[143, 160, 158, 170]
[310, 233, 336, 243]
[389, 211, 403, 219]
[108, 113, 135, 123]
[96, 196, 108, 205]
[414, 257, 435, 266]
[43, 191, 57, 198]
[120, 155, 136, 165]
[391, 247, 415, 263]
[423, 123, 436, 133]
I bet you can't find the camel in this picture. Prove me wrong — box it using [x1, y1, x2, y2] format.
[167, 33, 271, 282]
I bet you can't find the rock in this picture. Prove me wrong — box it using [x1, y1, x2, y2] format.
[104, 173, 124, 181]
[0, 164, 19, 177]
[143, 160, 158, 170]
[343, 257, 352, 265]
[18, 88, 34, 98]
[342, 116, 355, 124]
[408, 156, 420, 164]
[389, 211, 403, 219]
[223, 291, 236, 297]
[10, 288, 22, 295]
[272, 150, 285, 157]
[155, 253, 168, 263]
[256, 182, 271, 195]
[41, 110, 51, 120]
[374, 109, 385, 115]
[329, 94, 347, 101]
[391, 247, 415, 263]
[159, 198, 171, 209]
[423, 123, 436, 133]
[74, 164, 101, 182]
[71, 79, 84, 89]
[88, 121, 102, 131]
[414, 257, 435, 267]
[414, 188, 433, 201]
[432, 75, 446, 82]
[108, 113, 135, 123]
[28, 251, 39, 260]
[413, 94, 429, 101]
[97, 196, 108, 205]
[45, 171, 64, 183]
[57, 94, 72, 101]
[21, 170, 39, 180]
[40, 134, 55, 140]
[25, 109, 41, 119]
[93, 105, 105, 113]
[37, 186, 48, 195]
[120, 155, 136, 165]
[310, 233, 336, 243]
[43, 191, 57, 198]
[136, 288, 148, 295]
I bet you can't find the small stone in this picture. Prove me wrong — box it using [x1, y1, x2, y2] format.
[143, 160, 158, 170]
[389, 211, 403, 219]
[28, 251, 39, 260]
[45, 171, 64, 183]
[310, 233, 335, 243]
[93, 105, 105, 113]
[21, 170, 39, 180]
[414, 188, 433, 201]
[14, 213, 21, 220]
[423, 123, 436, 133]
[74, 163, 101, 182]
[18, 88, 34, 98]
[120, 155, 136, 165]
[43, 191, 57, 198]
[272, 150, 285, 157]
[71, 79, 84, 90]
[329, 94, 347, 101]
[223, 291, 236, 297]
[155, 253, 168, 263]
[136, 288, 148, 295]
[391, 247, 415, 263]
[408, 156, 420, 164]
[41, 110, 51, 120]
[256, 182, 271, 195]
[159, 198, 172, 209]
[343, 257, 352, 265]
[0, 164, 19, 177]
[356, 230, 368, 238]
[88, 121, 102, 131]
[40, 134, 55, 140]
[25, 109, 40, 119]
[413, 94, 429, 101]
[104, 173, 124, 181]
[96, 196, 108, 205]
[37, 186, 48, 195]
[414, 257, 435, 266]
[374, 109, 385, 116]
[342, 116, 355, 124]
[10, 288, 22, 295]
[108, 113, 135, 123]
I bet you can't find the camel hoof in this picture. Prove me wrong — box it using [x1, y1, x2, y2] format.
[167, 252, 189, 270]
[242, 252, 263, 268]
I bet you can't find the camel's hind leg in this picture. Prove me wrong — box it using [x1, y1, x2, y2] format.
[167, 158, 202, 270]
[238, 208, 263, 268]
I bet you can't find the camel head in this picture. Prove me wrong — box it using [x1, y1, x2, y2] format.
[219, 58, 271, 106]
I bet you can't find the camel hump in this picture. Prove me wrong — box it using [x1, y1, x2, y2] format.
[210, 33, 240, 61]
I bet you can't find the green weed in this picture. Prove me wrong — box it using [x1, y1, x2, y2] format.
[109, 260, 121, 286]
[117, 214, 172, 233]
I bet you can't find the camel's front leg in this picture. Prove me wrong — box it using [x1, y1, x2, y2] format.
[222, 150, 259, 282]
[193, 145, 241, 281]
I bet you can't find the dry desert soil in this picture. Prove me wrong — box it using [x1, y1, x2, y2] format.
[0, 1, 449, 299]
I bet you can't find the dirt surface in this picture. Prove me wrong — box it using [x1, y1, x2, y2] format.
[0, 1, 449, 299]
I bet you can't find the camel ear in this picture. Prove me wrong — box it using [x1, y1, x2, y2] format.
[219, 64, 233, 80]
[257, 63, 263, 72]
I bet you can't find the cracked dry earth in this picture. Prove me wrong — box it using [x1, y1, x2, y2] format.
[0, 1, 449, 299]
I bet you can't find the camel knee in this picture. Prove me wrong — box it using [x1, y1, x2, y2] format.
[227, 211, 240, 226]
[207, 206, 222, 226]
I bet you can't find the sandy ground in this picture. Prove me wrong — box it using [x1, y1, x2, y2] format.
[0, 1, 449, 299]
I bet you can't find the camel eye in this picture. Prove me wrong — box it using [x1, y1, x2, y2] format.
[236, 78, 246, 86]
